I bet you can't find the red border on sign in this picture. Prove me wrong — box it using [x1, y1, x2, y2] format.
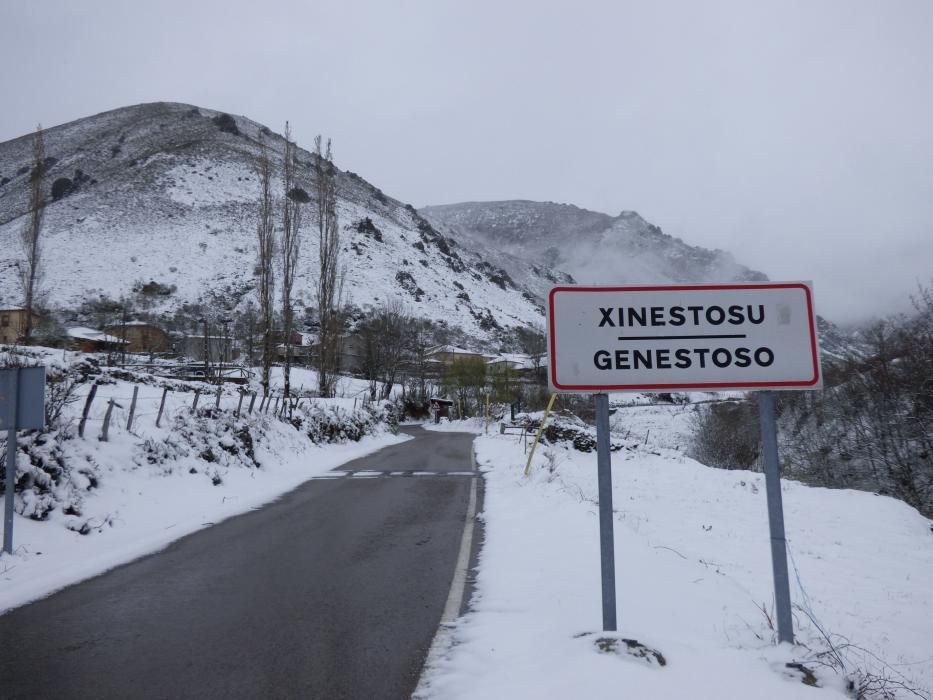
[547, 283, 821, 392]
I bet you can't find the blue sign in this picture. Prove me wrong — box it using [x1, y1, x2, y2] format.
[0, 366, 46, 430]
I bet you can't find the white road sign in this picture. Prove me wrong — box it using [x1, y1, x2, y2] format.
[547, 282, 822, 393]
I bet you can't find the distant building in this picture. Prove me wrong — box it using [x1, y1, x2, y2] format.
[0, 308, 42, 344]
[272, 330, 309, 363]
[429, 397, 455, 421]
[66, 327, 129, 353]
[105, 322, 171, 354]
[179, 335, 227, 362]
[486, 353, 547, 376]
[425, 345, 487, 365]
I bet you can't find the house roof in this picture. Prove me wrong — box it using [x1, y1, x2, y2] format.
[110, 321, 164, 328]
[67, 327, 128, 344]
[426, 344, 484, 356]
[487, 353, 548, 369]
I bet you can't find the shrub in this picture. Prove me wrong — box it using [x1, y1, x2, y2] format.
[688, 400, 761, 470]
[355, 217, 383, 242]
[51, 177, 74, 200]
[211, 113, 240, 135]
[287, 187, 310, 203]
[134, 280, 176, 296]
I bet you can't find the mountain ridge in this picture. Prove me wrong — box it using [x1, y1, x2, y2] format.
[421, 199, 768, 287]
[1, 102, 857, 358]
[0, 102, 548, 345]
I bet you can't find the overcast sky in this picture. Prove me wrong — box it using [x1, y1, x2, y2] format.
[2, 0, 931, 324]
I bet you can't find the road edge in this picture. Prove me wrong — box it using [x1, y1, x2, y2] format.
[411, 440, 480, 699]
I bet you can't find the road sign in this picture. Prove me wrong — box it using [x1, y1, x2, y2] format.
[3, 366, 46, 555]
[0, 367, 46, 430]
[547, 282, 821, 393]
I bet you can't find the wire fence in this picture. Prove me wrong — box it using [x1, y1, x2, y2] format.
[70, 384, 375, 442]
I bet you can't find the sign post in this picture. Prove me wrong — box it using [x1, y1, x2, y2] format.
[547, 283, 821, 638]
[759, 391, 794, 643]
[594, 393, 617, 631]
[1, 366, 46, 555]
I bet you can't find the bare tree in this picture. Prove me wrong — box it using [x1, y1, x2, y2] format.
[360, 316, 384, 402]
[256, 135, 276, 396]
[19, 124, 46, 341]
[409, 322, 431, 402]
[378, 297, 407, 399]
[358, 298, 408, 401]
[280, 123, 302, 401]
[516, 324, 547, 381]
[313, 135, 343, 398]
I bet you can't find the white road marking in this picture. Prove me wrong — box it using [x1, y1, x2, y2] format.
[308, 471, 476, 480]
[412, 444, 479, 699]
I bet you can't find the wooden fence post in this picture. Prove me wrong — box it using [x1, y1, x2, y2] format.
[235, 390, 245, 418]
[78, 384, 98, 438]
[156, 387, 169, 428]
[126, 386, 139, 431]
[192, 389, 201, 413]
[248, 392, 257, 414]
[215, 385, 222, 409]
[100, 399, 121, 442]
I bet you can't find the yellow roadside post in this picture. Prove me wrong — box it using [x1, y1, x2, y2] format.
[523, 393, 557, 476]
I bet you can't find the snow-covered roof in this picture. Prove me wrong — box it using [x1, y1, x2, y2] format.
[426, 344, 484, 356]
[67, 327, 128, 344]
[486, 353, 547, 369]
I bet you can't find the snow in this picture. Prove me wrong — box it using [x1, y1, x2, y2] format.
[161, 157, 256, 207]
[4, 344, 930, 697]
[418, 404, 933, 699]
[66, 326, 127, 344]
[266, 364, 406, 401]
[0, 356, 409, 614]
[486, 352, 543, 370]
[0, 102, 549, 342]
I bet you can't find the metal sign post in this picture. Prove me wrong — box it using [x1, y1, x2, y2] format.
[1, 366, 46, 555]
[3, 369, 19, 554]
[594, 393, 617, 631]
[759, 391, 794, 643]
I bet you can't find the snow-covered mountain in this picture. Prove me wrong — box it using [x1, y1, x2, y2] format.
[421, 200, 768, 288]
[0, 103, 859, 357]
[0, 103, 551, 342]
[421, 200, 865, 359]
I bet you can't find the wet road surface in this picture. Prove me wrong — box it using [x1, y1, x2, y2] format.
[0, 426, 477, 700]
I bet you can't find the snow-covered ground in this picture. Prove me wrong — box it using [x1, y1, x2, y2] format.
[5, 355, 931, 698]
[419, 403, 933, 699]
[0, 354, 408, 614]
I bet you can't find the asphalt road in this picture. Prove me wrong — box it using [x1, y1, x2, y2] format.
[0, 426, 478, 700]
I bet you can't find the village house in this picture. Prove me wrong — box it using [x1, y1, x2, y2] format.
[424, 345, 488, 365]
[178, 335, 228, 362]
[0, 308, 42, 344]
[66, 327, 129, 353]
[105, 321, 172, 354]
[272, 330, 308, 363]
[486, 353, 548, 377]
[337, 332, 367, 374]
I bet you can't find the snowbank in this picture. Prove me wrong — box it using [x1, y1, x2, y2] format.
[418, 403, 933, 699]
[0, 350, 407, 613]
